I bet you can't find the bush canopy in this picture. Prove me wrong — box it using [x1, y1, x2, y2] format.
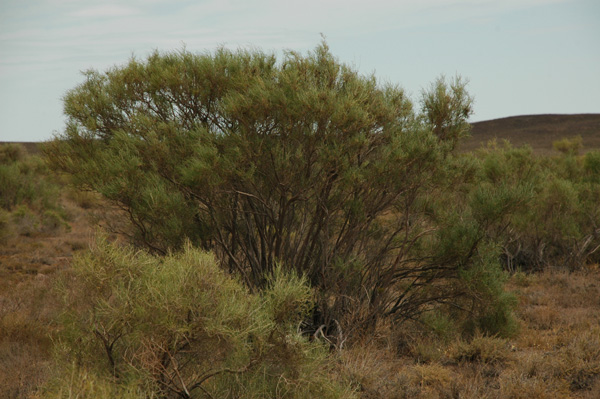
[46, 43, 520, 338]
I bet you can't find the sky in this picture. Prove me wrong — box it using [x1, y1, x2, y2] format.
[0, 0, 599, 142]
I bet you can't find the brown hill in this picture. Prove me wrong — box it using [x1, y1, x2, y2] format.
[5, 114, 600, 156]
[462, 114, 600, 155]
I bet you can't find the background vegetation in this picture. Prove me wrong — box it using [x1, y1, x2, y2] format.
[0, 143, 69, 241]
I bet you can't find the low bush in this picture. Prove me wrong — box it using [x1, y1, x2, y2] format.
[553, 135, 582, 156]
[46, 236, 356, 398]
[0, 145, 59, 212]
[460, 141, 600, 271]
[449, 333, 510, 364]
[0, 144, 69, 238]
[0, 143, 24, 164]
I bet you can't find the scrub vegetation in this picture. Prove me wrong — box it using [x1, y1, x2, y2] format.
[1, 43, 599, 398]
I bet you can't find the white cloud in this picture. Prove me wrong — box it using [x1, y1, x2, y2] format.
[69, 4, 139, 17]
[1, 0, 575, 78]
[160, 0, 575, 44]
[0, 0, 594, 142]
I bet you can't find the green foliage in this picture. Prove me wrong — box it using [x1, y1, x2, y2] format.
[421, 75, 473, 149]
[42, 209, 71, 233]
[421, 209, 518, 337]
[553, 135, 582, 156]
[0, 144, 68, 238]
[8, 202, 70, 236]
[459, 243, 518, 337]
[421, 311, 458, 342]
[583, 150, 600, 181]
[0, 145, 58, 211]
[0, 143, 25, 164]
[12, 205, 39, 236]
[48, 237, 355, 399]
[44, 367, 146, 399]
[459, 140, 600, 271]
[533, 157, 600, 269]
[45, 42, 518, 339]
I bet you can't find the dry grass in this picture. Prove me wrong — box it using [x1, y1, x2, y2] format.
[3, 201, 600, 398]
[0, 189, 99, 398]
[337, 266, 600, 398]
[0, 280, 54, 398]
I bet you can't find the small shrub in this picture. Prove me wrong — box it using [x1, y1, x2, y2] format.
[557, 327, 600, 391]
[584, 150, 600, 179]
[421, 311, 458, 343]
[409, 339, 445, 364]
[66, 239, 88, 251]
[449, 334, 510, 364]
[0, 163, 25, 210]
[553, 135, 582, 156]
[12, 205, 39, 236]
[499, 370, 570, 399]
[0, 143, 24, 164]
[47, 236, 356, 399]
[41, 210, 71, 234]
[66, 188, 101, 209]
[0, 144, 67, 243]
[511, 270, 535, 287]
[456, 243, 519, 337]
[0, 282, 54, 399]
[410, 363, 454, 389]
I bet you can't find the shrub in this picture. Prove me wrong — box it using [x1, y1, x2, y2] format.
[0, 147, 59, 212]
[461, 141, 600, 271]
[583, 150, 600, 179]
[41, 210, 71, 233]
[46, 236, 356, 398]
[0, 143, 24, 164]
[0, 144, 69, 239]
[553, 135, 582, 156]
[449, 333, 510, 364]
[44, 42, 522, 340]
[12, 205, 39, 236]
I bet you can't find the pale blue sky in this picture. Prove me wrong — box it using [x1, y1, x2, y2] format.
[1, 0, 598, 142]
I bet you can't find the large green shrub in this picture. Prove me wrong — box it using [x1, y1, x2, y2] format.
[47, 237, 355, 399]
[45, 42, 521, 338]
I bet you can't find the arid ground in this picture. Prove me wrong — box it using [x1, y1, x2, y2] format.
[2, 113, 600, 398]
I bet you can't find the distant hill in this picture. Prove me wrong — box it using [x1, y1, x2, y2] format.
[4, 114, 600, 156]
[462, 114, 600, 155]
